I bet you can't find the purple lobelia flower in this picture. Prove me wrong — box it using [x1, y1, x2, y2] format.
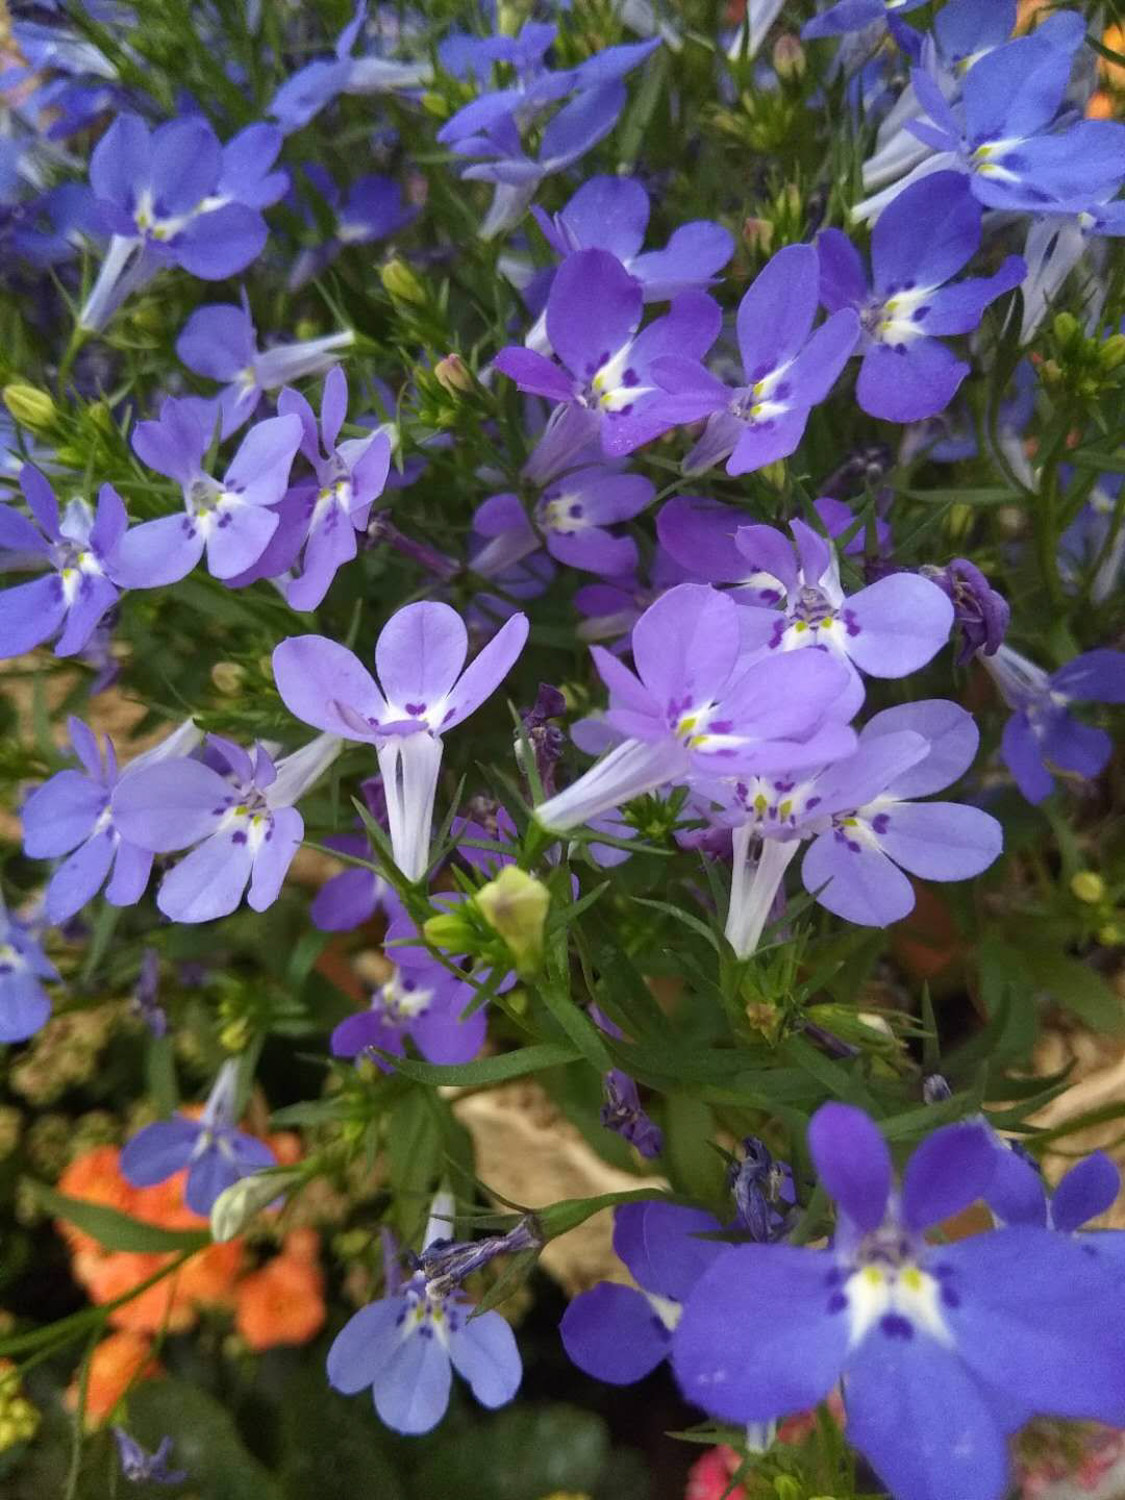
[131, 948, 167, 1038]
[311, 778, 393, 932]
[175, 293, 355, 437]
[121, 1059, 277, 1217]
[674, 1103, 1125, 1500]
[113, 1429, 186, 1486]
[0, 466, 127, 660]
[494, 249, 721, 463]
[438, 26, 659, 239]
[803, 0, 928, 41]
[983, 645, 1125, 805]
[533, 583, 858, 834]
[729, 1137, 797, 1242]
[79, 114, 287, 331]
[708, 699, 1001, 940]
[330, 949, 485, 1071]
[817, 173, 1025, 423]
[650, 244, 860, 475]
[920, 558, 1009, 666]
[693, 516, 954, 709]
[471, 464, 654, 579]
[271, 367, 392, 609]
[0, 898, 57, 1042]
[561, 1201, 724, 1385]
[1060, 470, 1125, 606]
[589, 1004, 662, 1158]
[113, 399, 303, 587]
[289, 168, 419, 289]
[273, 603, 529, 882]
[112, 731, 342, 923]
[327, 1189, 522, 1434]
[21, 716, 201, 924]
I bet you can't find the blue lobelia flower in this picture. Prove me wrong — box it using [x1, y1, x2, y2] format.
[983, 645, 1125, 805]
[0, 465, 128, 661]
[78, 113, 287, 331]
[802, 0, 929, 42]
[273, 602, 529, 882]
[288, 166, 419, 290]
[673, 1104, 1125, 1500]
[112, 731, 342, 924]
[0, 897, 57, 1043]
[561, 1201, 724, 1385]
[121, 1059, 276, 1217]
[113, 1428, 186, 1486]
[649, 243, 860, 475]
[817, 173, 1025, 423]
[112, 399, 303, 588]
[330, 948, 486, 1072]
[327, 1191, 522, 1434]
[175, 293, 355, 437]
[21, 716, 201, 924]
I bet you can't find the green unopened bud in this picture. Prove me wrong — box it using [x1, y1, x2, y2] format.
[1052, 311, 1081, 348]
[773, 1479, 802, 1500]
[1100, 333, 1125, 371]
[1098, 922, 1123, 947]
[743, 216, 774, 253]
[210, 1167, 300, 1242]
[3, 383, 56, 431]
[476, 866, 549, 977]
[434, 353, 473, 396]
[87, 401, 116, 435]
[211, 661, 246, 696]
[1071, 871, 1106, 904]
[421, 91, 450, 118]
[772, 34, 805, 79]
[424, 908, 475, 951]
[381, 258, 426, 305]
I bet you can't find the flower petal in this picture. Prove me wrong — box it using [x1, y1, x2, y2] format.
[808, 1102, 891, 1232]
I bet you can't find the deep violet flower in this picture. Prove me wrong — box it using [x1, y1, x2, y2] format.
[330, 950, 485, 1071]
[273, 603, 529, 881]
[175, 294, 354, 436]
[113, 399, 303, 587]
[121, 1059, 276, 1217]
[533, 583, 858, 834]
[327, 1191, 521, 1434]
[79, 113, 287, 331]
[0, 898, 57, 1043]
[650, 243, 860, 475]
[113, 1429, 186, 1486]
[561, 1202, 724, 1385]
[21, 716, 201, 924]
[728, 1137, 797, 1242]
[673, 1104, 1125, 1500]
[288, 168, 419, 289]
[817, 173, 1025, 423]
[589, 1005, 662, 1158]
[983, 646, 1125, 805]
[921, 558, 1010, 665]
[493, 248, 721, 462]
[112, 732, 342, 923]
[0, 466, 127, 660]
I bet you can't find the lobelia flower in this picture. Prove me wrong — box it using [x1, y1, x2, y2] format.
[708, 699, 1002, 944]
[121, 1059, 276, 1217]
[438, 25, 660, 238]
[673, 1103, 1125, 1500]
[273, 603, 530, 882]
[310, 778, 393, 932]
[985, 1145, 1125, 1276]
[728, 1137, 797, 1242]
[21, 716, 202, 924]
[130, 948, 167, 1038]
[0, 465, 127, 660]
[327, 1190, 521, 1434]
[1060, 472, 1125, 606]
[533, 583, 859, 835]
[920, 558, 1009, 666]
[78, 113, 287, 332]
[270, 366, 392, 609]
[802, 0, 928, 41]
[0, 897, 57, 1042]
[420, 1216, 542, 1301]
[493, 248, 721, 463]
[268, 3, 432, 134]
[983, 646, 1125, 805]
[112, 399, 303, 587]
[288, 168, 419, 289]
[175, 293, 355, 437]
[330, 949, 486, 1071]
[113, 1428, 186, 1486]
[111, 731, 343, 923]
[561, 1202, 725, 1385]
[817, 173, 1025, 423]
[650, 243, 860, 475]
[588, 1004, 663, 1158]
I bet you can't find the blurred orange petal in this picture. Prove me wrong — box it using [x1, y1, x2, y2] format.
[234, 1253, 325, 1352]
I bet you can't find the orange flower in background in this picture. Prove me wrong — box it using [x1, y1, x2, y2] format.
[56, 1145, 136, 1256]
[234, 1237, 326, 1352]
[177, 1240, 244, 1308]
[67, 1330, 162, 1427]
[81, 1251, 196, 1335]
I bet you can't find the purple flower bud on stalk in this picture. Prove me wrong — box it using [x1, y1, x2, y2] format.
[728, 1137, 796, 1241]
[420, 1216, 542, 1299]
[601, 1069, 664, 1158]
[113, 1429, 186, 1486]
[366, 510, 460, 581]
[131, 948, 167, 1038]
[922, 558, 1010, 666]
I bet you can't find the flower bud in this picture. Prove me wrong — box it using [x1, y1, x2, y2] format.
[742, 217, 774, 253]
[1052, 311, 1081, 348]
[210, 1168, 300, 1242]
[1100, 333, 1125, 371]
[1071, 871, 1106, 904]
[772, 34, 805, 79]
[381, 258, 426, 305]
[3, 383, 57, 431]
[423, 908, 475, 951]
[210, 661, 246, 696]
[420, 91, 450, 118]
[476, 866, 550, 977]
[1098, 923, 1123, 947]
[434, 353, 473, 396]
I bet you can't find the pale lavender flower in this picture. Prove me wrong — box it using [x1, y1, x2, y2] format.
[0, 897, 57, 1043]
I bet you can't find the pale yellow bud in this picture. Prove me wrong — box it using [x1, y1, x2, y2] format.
[476, 866, 550, 977]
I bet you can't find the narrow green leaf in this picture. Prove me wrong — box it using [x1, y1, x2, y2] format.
[29, 1182, 210, 1254]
